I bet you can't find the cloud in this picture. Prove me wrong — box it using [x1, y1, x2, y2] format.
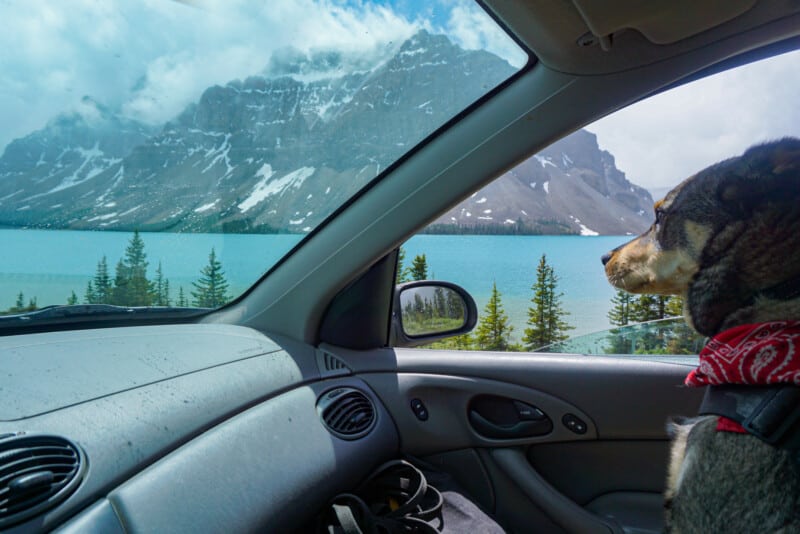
[0, 0, 423, 150]
[587, 49, 800, 193]
[445, 3, 527, 68]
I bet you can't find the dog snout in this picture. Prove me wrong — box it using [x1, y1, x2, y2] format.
[601, 252, 612, 266]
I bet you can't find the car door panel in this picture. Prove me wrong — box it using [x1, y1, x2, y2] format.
[337, 346, 703, 533]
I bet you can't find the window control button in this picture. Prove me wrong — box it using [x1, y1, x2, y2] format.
[513, 401, 546, 421]
[562, 413, 587, 434]
[410, 398, 429, 421]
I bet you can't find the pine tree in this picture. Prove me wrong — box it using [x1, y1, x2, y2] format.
[522, 254, 573, 350]
[111, 259, 130, 305]
[409, 254, 428, 281]
[67, 291, 79, 305]
[85, 281, 97, 304]
[152, 262, 170, 306]
[177, 286, 188, 307]
[93, 256, 111, 304]
[608, 289, 633, 326]
[109, 231, 153, 306]
[191, 248, 230, 308]
[396, 247, 410, 283]
[15, 291, 24, 310]
[475, 281, 513, 351]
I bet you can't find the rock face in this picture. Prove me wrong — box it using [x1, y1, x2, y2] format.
[431, 130, 654, 235]
[0, 31, 652, 235]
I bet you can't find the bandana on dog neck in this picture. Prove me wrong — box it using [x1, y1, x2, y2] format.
[686, 321, 800, 433]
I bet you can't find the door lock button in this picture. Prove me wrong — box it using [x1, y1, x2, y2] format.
[562, 413, 587, 434]
[410, 398, 429, 421]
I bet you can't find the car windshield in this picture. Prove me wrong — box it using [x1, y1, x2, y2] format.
[0, 1, 525, 316]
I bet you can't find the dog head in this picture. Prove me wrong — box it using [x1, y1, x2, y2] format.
[603, 138, 800, 336]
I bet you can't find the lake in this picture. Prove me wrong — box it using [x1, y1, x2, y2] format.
[0, 230, 629, 340]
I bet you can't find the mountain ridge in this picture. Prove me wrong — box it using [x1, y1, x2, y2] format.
[0, 30, 653, 236]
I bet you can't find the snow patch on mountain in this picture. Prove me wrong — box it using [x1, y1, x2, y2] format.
[534, 155, 556, 169]
[238, 165, 315, 213]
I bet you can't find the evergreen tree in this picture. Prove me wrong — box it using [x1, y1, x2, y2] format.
[608, 289, 633, 326]
[475, 281, 513, 351]
[67, 291, 79, 305]
[191, 248, 230, 307]
[84, 281, 97, 304]
[396, 248, 410, 283]
[93, 256, 112, 304]
[111, 259, 130, 305]
[109, 231, 153, 306]
[7, 292, 37, 314]
[409, 254, 428, 281]
[522, 254, 573, 350]
[152, 262, 170, 306]
[177, 286, 188, 307]
[665, 295, 684, 318]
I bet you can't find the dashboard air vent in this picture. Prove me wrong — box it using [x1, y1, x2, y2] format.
[0, 434, 86, 529]
[317, 387, 376, 440]
[316, 350, 351, 377]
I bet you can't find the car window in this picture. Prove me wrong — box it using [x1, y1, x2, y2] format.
[401, 48, 800, 356]
[0, 1, 525, 319]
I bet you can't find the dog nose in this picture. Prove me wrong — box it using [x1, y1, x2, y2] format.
[601, 252, 612, 266]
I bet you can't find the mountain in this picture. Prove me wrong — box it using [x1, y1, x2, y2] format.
[0, 97, 156, 217]
[430, 129, 654, 235]
[0, 31, 652, 235]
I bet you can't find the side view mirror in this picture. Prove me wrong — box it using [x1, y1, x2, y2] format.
[390, 281, 478, 348]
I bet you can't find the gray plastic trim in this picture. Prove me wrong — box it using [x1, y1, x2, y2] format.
[53, 499, 125, 534]
[489, 448, 617, 534]
[362, 373, 596, 454]
[106, 378, 398, 533]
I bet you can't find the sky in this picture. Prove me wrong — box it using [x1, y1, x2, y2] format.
[0, 0, 523, 153]
[587, 49, 800, 195]
[0, 0, 797, 195]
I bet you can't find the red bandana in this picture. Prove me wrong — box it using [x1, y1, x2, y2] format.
[685, 321, 800, 433]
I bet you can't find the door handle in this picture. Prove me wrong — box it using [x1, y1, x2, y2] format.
[469, 410, 553, 439]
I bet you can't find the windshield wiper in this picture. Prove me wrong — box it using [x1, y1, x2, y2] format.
[0, 304, 211, 328]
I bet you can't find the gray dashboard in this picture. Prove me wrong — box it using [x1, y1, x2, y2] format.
[0, 325, 398, 533]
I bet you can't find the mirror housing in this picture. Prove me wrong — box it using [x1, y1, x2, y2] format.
[390, 281, 478, 348]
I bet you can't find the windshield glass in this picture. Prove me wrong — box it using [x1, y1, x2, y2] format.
[0, 0, 525, 315]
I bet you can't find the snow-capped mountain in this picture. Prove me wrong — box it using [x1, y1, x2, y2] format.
[432, 129, 654, 235]
[0, 31, 653, 235]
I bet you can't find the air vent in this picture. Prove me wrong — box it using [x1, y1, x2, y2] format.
[316, 350, 351, 377]
[317, 387, 376, 440]
[0, 434, 86, 529]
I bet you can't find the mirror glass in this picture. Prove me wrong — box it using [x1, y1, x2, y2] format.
[400, 285, 466, 337]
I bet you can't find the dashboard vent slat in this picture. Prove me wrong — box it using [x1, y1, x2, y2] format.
[0, 435, 86, 529]
[317, 388, 377, 440]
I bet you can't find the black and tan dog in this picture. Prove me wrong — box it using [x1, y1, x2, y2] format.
[602, 138, 800, 532]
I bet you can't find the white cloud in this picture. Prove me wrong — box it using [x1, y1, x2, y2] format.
[445, 3, 527, 68]
[0, 0, 422, 150]
[587, 49, 800, 193]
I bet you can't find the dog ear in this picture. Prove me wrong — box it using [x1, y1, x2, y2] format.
[717, 138, 800, 217]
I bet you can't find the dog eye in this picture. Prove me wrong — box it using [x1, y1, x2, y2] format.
[654, 208, 664, 224]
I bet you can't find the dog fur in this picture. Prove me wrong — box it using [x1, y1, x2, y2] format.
[603, 138, 800, 532]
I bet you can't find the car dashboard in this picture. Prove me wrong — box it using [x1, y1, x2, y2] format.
[0, 325, 399, 533]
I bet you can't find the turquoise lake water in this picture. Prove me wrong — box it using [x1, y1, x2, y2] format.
[0, 230, 630, 340]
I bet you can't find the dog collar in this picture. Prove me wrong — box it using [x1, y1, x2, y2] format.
[687, 321, 800, 445]
[686, 321, 800, 387]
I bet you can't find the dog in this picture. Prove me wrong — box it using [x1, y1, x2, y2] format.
[602, 138, 800, 532]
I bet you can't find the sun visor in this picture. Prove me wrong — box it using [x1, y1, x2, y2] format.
[571, 0, 758, 45]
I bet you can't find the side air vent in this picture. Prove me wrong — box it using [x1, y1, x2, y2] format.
[316, 350, 351, 377]
[317, 387, 376, 440]
[0, 434, 86, 529]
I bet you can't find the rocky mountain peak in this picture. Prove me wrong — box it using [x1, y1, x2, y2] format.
[0, 31, 652, 236]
